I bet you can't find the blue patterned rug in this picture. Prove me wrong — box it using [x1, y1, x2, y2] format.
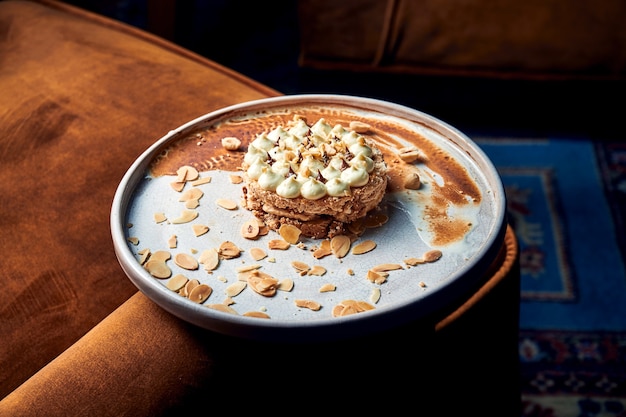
[475, 137, 626, 416]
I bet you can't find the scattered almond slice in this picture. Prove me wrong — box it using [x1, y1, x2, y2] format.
[192, 224, 209, 237]
[188, 284, 212, 303]
[167, 235, 177, 248]
[144, 259, 171, 279]
[241, 219, 260, 239]
[127, 237, 139, 245]
[351, 239, 376, 255]
[174, 253, 199, 270]
[367, 270, 388, 284]
[319, 283, 336, 293]
[154, 212, 167, 223]
[229, 174, 243, 184]
[423, 249, 443, 263]
[219, 241, 241, 259]
[330, 235, 351, 258]
[249, 247, 267, 261]
[216, 198, 238, 210]
[370, 288, 381, 304]
[198, 248, 219, 271]
[150, 250, 171, 262]
[247, 270, 279, 297]
[332, 299, 375, 317]
[243, 311, 270, 319]
[278, 278, 294, 292]
[268, 239, 290, 250]
[225, 281, 247, 297]
[295, 299, 322, 311]
[279, 224, 301, 244]
[166, 274, 188, 291]
[171, 210, 198, 224]
[191, 176, 211, 186]
[207, 303, 239, 314]
[371, 263, 404, 272]
[291, 261, 310, 275]
[169, 181, 185, 192]
[349, 120, 371, 133]
[137, 248, 150, 265]
[308, 265, 327, 276]
[236, 264, 261, 273]
[312, 239, 332, 259]
[176, 165, 199, 183]
[404, 257, 423, 266]
[179, 187, 203, 202]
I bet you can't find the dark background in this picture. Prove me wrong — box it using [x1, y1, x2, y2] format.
[67, 0, 625, 140]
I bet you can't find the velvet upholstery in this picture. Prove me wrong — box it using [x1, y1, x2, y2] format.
[298, 0, 626, 79]
[0, 1, 521, 415]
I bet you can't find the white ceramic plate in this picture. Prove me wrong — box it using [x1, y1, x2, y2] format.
[111, 94, 506, 342]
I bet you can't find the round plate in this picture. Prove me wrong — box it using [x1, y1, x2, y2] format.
[111, 94, 506, 342]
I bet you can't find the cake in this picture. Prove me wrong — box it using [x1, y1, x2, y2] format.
[241, 116, 388, 238]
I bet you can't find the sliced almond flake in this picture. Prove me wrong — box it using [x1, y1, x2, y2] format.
[192, 224, 209, 237]
[250, 247, 267, 261]
[185, 199, 200, 209]
[291, 261, 310, 274]
[330, 235, 351, 258]
[145, 260, 171, 279]
[150, 250, 171, 262]
[179, 187, 204, 202]
[223, 297, 235, 305]
[169, 181, 185, 192]
[184, 278, 200, 295]
[370, 288, 381, 304]
[189, 284, 212, 303]
[174, 253, 199, 270]
[240, 219, 260, 239]
[247, 271, 279, 297]
[176, 165, 199, 182]
[268, 239, 290, 250]
[404, 257, 424, 266]
[349, 120, 371, 133]
[198, 248, 219, 271]
[308, 265, 327, 276]
[127, 237, 139, 245]
[295, 299, 322, 311]
[319, 283, 336, 293]
[167, 235, 177, 249]
[219, 241, 241, 259]
[278, 278, 294, 292]
[225, 281, 247, 297]
[229, 174, 243, 184]
[166, 274, 188, 291]
[171, 210, 198, 224]
[423, 249, 443, 263]
[312, 239, 332, 259]
[137, 248, 150, 265]
[367, 269, 388, 284]
[154, 212, 167, 223]
[371, 263, 403, 272]
[236, 264, 261, 273]
[279, 224, 301, 244]
[207, 303, 239, 314]
[191, 176, 212, 186]
[351, 239, 376, 255]
[216, 198, 238, 210]
[419, 281, 427, 288]
[243, 311, 270, 319]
